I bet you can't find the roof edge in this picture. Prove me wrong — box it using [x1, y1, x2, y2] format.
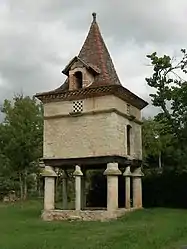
[35, 85, 148, 110]
[62, 56, 101, 76]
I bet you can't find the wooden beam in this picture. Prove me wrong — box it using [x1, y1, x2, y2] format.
[42, 155, 142, 169]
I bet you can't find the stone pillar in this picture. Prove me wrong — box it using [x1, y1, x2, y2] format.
[123, 166, 131, 209]
[104, 163, 122, 211]
[132, 167, 144, 208]
[73, 165, 83, 211]
[62, 170, 68, 210]
[42, 166, 57, 211]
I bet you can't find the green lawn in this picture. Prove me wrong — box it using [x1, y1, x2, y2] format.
[1, 200, 187, 249]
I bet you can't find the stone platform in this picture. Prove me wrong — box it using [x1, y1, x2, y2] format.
[41, 208, 139, 222]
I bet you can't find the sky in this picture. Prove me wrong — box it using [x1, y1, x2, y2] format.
[1, 0, 187, 117]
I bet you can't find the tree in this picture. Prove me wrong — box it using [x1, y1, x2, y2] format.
[0, 94, 43, 199]
[145, 49, 187, 171]
[142, 118, 174, 169]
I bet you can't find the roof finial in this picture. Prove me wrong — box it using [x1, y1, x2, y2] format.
[92, 12, 97, 22]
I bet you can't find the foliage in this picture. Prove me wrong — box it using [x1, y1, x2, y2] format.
[146, 49, 187, 138]
[142, 118, 173, 159]
[145, 49, 187, 171]
[143, 170, 187, 208]
[0, 94, 43, 198]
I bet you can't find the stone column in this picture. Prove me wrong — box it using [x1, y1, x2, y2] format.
[132, 167, 144, 209]
[123, 166, 131, 209]
[73, 165, 83, 211]
[62, 170, 68, 210]
[42, 166, 57, 211]
[104, 163, 122, 211]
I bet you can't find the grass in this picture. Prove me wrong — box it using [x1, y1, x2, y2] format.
[1, 201, 187, 249]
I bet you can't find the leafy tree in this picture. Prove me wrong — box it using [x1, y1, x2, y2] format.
[0, 94, 43, 199]
[145, 49, 187, 171]
[142, 118, 173, 168]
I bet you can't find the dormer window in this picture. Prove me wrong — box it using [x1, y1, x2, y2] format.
[62, 56, 100, 91]
[74, 71, 83, 89]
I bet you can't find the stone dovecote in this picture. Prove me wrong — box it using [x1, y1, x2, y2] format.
[36, 13, 148, 221]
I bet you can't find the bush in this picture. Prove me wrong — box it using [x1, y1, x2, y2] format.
[143, 169, 187, 208]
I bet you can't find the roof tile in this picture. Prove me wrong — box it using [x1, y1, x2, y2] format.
[78, 13, 121, 86]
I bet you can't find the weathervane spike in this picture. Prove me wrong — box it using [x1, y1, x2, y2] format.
[92, 12, 96, 22]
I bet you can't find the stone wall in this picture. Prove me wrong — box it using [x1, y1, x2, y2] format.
[43, 95, 142, 160]
[41, 208, 138, 222]
[115, 114, 142, 160]
[44, 95, 141, 120]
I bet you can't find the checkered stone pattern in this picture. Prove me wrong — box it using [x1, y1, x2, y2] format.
[72, 100, 83, 113]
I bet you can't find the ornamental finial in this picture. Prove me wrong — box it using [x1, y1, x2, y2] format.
[92, 12, 96, 22]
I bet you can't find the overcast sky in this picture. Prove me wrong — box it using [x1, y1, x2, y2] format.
[1, 0, 187, 117]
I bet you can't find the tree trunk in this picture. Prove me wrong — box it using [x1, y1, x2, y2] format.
[23, 170, 27, 200]
[19, 173, 23, 200]
[158, 151, 162, 168]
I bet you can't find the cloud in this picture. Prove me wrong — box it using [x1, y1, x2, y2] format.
[0, 0, 187, 118]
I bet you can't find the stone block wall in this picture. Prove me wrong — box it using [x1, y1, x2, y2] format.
[41, 208, 138, 222]
[43, 95, 142, 160]
[44, 95, 141, 120]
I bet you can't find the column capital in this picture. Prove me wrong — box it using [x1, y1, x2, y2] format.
[123, 166, 132, 177]
[103, 162, 122, 176]
[41, 166, 57, 177]
[73, 165, 83, 176]
[132, 167, 144, 177]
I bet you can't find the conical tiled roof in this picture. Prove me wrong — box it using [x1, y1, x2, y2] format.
[77, 12, 121, 86]
[35, 13, 148, 110]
